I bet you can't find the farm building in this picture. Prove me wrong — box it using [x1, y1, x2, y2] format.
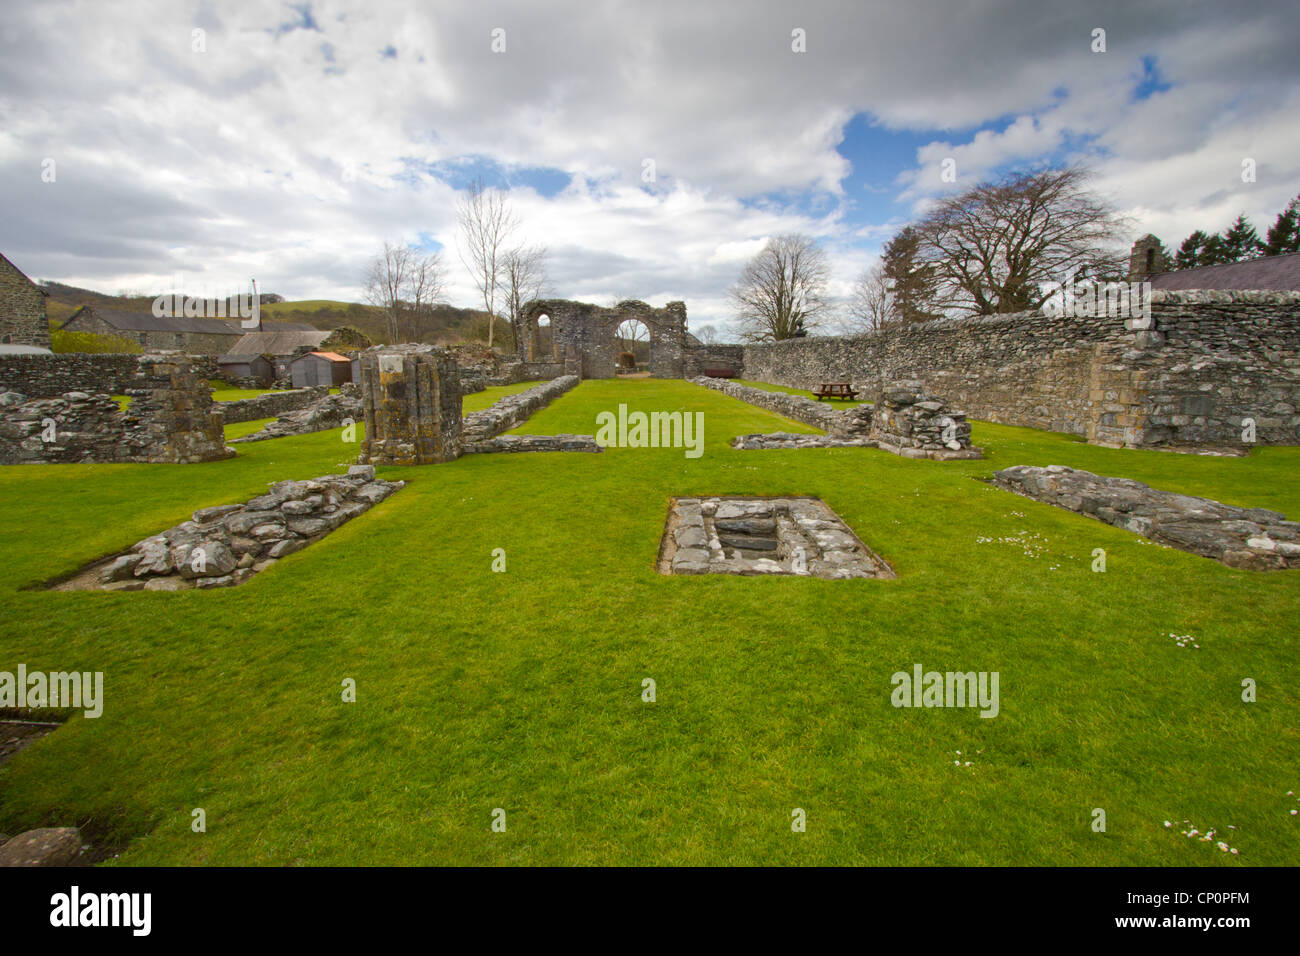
[290, 351, 353, 387]
[216, 353, 277, 387]
[0, 253, 51, 349]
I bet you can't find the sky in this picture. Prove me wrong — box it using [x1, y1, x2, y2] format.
[1, 0, 1298, 337]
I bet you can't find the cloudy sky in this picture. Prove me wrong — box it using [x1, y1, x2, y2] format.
[2, 0, 1297, 335]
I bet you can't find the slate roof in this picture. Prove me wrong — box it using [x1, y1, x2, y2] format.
[224, 329, 331, 357]
[1148, 252, 1300, 291]
[62, 306, 244, 335]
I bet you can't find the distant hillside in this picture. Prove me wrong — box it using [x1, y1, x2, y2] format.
[40, 282, 500, 347]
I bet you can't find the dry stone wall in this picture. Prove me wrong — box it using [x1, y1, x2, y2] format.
[0, 353, 141, 397]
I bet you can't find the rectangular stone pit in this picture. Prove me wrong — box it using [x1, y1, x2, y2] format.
[658, 496, 896, 579]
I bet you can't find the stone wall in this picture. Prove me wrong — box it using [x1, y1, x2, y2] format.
[691, 376, 842, 432]
[684, 343, 744, 378]
[0, 256, 49, 349]
[0, 353, 141, 397]
[462, 375, 580, 442]
[741, 291, 1300, 448]
[217, 386, 328, 424]
[0, 353, 233, 464]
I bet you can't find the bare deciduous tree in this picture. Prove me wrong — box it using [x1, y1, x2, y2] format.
[364, 242, 445, 343]
[457, 179, 518, 349]
[728, 234, 830, 342]
[847, 261, 897, 332]
[915, 166, 1128, 316]
[693, 324, 720, 345]
[501, 244, 548, 353]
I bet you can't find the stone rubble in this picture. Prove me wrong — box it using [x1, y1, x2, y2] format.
[993, 464, 1300, 570]
[230, 383, 362, 442]
[660, 496, 895, 579]
[869, 381, 983, 460]
[58, 465, 404, 591]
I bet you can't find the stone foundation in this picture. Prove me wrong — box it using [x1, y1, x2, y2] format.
[463, 434, 602, 454]
[658, 496, 895, 579]
[993, 465, 1300, 570]
[868, 382, 983, 460]
[691, 376, 842, 431]
[461, 375, 580, 442]
[53, 465, 403, 591]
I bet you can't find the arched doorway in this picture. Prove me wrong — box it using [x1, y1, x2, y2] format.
[614, 318, 651, 375]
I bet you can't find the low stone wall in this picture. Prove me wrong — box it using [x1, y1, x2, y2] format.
[217, 386, 328, 424]
[691, 376, 842, 432]
[0, 353, 232, 465]
[0, 353, 141, 397]
[229, 385, 361, 443]
[463, 434, 601, 454]
[63, 465, 403, 591]
[993, 465, 1300, 570]
[462, 375, 580, 442]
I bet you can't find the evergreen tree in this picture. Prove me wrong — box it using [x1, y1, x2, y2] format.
[1198, 233, 1229, 266]
[1220, 214, 1263, 261]
[880, 226, 938, 323]
[1263, 195, 1300, 256]
[1174, 230, 1207, 270]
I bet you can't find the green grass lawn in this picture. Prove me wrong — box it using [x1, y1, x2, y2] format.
[1, 378, 1296, 866]
[734, 378, 871, 408]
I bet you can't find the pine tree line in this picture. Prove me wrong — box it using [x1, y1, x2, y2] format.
[1172, 195, 1300, 270]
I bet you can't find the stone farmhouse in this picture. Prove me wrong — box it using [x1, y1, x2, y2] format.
[0, 253, 51, 350]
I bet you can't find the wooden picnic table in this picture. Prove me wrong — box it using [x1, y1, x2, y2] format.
[812, 382, 858, 401]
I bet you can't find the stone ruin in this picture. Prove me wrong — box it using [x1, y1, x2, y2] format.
[231, 383, 362, 443]
[0, 352, 232, 465]
[357, 346, 601, 463]
[993, 465, 1300, 570]
[659, 496, 896, 579]
[706, 376, 982, 459]
[358, 345, 463, 466]
[53, 465, 403, 591]
[869, 382, 982, 460]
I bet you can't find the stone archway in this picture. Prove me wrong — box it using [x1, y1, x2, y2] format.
[520, 298, 688, 379]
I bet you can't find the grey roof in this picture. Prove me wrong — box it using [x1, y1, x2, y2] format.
[64, 306, 244, 335]
[1148, 252, 1300, 291]
[0, 343, 53, 355]
[224, 329, 330, 357]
